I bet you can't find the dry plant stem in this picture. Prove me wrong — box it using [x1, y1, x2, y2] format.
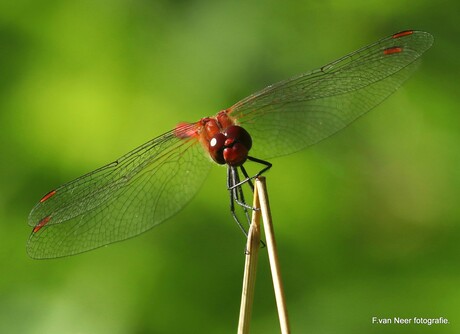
[257, 177, 291, 334]
[237, 179, 262, 334]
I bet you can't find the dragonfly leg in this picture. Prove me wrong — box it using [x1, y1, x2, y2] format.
[227, 166, 249, 236]
[239, 164, 254, 190]
[233, 168, 253, 224]
[229, 156, 272, 190]
[227, 166, 266, 248]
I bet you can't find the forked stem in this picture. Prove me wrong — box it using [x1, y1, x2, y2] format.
[237, 177, 290, 334]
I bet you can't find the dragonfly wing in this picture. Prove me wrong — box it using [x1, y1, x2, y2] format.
[28, 128, 211, 259]
[229, 30, 434, 159]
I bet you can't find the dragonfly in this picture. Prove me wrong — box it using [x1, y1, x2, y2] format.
[28, 30, 433, 259]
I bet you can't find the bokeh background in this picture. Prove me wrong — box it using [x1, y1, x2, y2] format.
[1, 0, 458, 333]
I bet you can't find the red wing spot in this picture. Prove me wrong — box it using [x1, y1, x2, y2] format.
[392, 30, 414, 39]
[33, 216, 51, 233]
[174, 122, 199, 139]
[40, 190, 57, 203]
[384, 47, 403, 55]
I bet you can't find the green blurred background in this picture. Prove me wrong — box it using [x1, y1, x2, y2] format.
[1, 0, 458, 333]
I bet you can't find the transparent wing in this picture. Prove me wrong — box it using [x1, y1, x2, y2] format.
[27, 124, 211, 259]
[228, 30, 434, 159]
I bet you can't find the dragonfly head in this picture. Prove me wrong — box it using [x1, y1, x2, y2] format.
[208, 125, 252, 166]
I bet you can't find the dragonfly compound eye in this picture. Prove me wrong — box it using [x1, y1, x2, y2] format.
[209, 132, 227, 164]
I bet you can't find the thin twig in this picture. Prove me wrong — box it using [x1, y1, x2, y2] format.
[257, 177, 290, 334]
[237, 179, 262, 334]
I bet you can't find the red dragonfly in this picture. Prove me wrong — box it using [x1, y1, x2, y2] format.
[28, 30, 433, 259]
